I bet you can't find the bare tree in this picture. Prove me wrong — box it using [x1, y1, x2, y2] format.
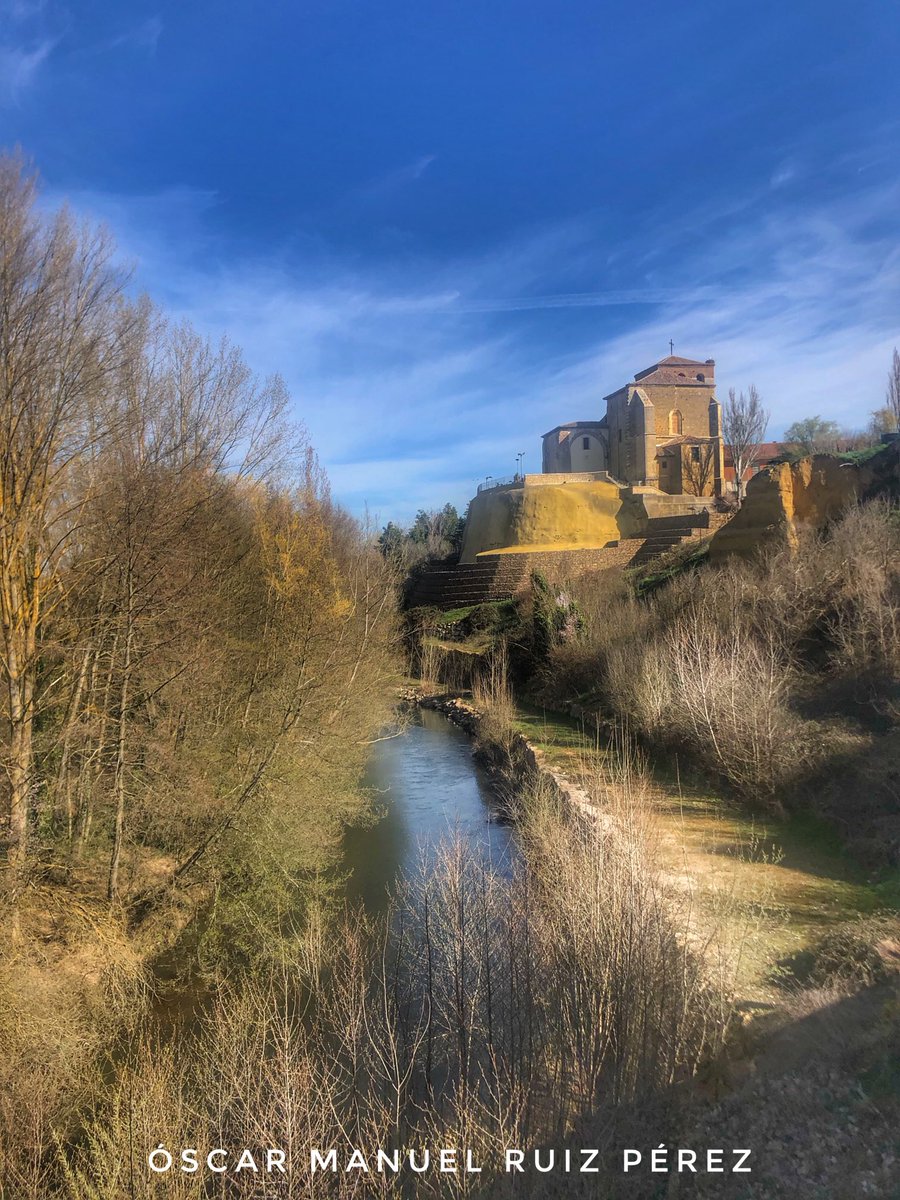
[683, 442, 717, 496]
[723, 385, 769, 504]
[0, 154, 125, 873]
[868, 407, 898, 439]
[887, 348, 900, 429]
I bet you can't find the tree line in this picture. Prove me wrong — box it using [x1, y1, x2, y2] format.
[0, 153, 397, 910]
[378, 502, 466, 566]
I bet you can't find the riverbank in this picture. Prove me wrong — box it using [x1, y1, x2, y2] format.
[403, 685, 900, 1196]
[414, 691, 602, 829]
[408, 686, 900, 1004]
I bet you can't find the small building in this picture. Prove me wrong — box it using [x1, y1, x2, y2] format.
[723, 442, 785, 495]
[541, 421, 608, 473]
[657, 435, 721, 496]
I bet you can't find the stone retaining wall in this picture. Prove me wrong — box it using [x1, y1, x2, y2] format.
[413, 692, 606, 831]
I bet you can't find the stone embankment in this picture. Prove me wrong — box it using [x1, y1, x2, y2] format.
[407, 511, 732, 610]
[409, 691, 606, 831]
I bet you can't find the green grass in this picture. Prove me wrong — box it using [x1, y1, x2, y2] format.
[428, 599, 524, 656]
[508, 696, 899, 999]
[439, 603, 478, 623]
[439, 598, 519, 626]
[835, 445, 888, 465]
[510, 702, 604, 772]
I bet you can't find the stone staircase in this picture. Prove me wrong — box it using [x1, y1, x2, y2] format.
[407, 555, 530, 610]
[626, 510, 711, 567]
[407, 507, 719, 609]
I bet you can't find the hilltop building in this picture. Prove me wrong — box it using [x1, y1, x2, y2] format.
[455, 352, 727, 569]
[542, 355, 724, 496]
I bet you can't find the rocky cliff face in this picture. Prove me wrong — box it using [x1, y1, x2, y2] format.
[710, 442, 900, 561]
[459, 478, 636, 563]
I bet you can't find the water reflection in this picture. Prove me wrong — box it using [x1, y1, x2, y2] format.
[343, 706, 516, 914]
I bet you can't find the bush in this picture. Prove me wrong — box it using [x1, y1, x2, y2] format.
[794, 916, 900, 988]
[538, 500, 900, 813]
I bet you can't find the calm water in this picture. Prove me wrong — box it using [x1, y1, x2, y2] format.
[342, 706, 516, 914]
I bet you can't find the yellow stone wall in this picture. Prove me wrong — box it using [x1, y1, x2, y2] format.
[643, 383, 715, 437]
[459, 477, 646, 563]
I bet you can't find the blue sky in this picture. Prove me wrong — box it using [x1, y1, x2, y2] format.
[1, 0, 899, 523]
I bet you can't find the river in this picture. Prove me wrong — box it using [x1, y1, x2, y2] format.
[150, 705, 513, 1030]
[342, 705, 516, 915]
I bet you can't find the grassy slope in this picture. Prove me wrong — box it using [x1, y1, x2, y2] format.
[510, 699, 898, 1004]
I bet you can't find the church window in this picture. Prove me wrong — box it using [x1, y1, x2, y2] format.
[669, 409, 683, 435]
[582, 437, 590, 450]
[696, 373, 705, 381]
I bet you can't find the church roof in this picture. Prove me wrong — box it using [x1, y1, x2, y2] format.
[542, 418, 607, 438]
[723, 442, 784, 466]
[657, 434, 716, 448]
[633, 354, 715, 383]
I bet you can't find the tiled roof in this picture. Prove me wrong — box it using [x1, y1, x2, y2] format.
[657, 435, 715, 448]
[542, 419, 607, 437]
[723, 442, 784, 466]
[633, 356, 715, 385]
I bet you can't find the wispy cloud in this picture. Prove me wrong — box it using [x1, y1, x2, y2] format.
[443, 288, 714, 313]
[354, 154, 437, 203]
[0, 37, 54, 104]
[51, 174, 900, 523]
[101, 16, 162, 56]
[770, 163, 798, 189]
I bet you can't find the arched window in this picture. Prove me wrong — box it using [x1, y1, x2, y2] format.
[669, 409, 683, 435]
[696, 372, 705, 382]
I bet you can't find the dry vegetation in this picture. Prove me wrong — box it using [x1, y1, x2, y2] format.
[54, 763, 739, 1199]
[0, 154, 400, 1195]
[4, 141, 898, 1198]
[541, 500, 900, 853]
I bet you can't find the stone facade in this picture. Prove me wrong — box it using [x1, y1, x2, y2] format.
[542, 354, 724, 496]
[542, 422, 608, 473]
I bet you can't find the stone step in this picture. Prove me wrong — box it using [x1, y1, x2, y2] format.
[407, 556, 529, 608]
[628, 532, 697, 566]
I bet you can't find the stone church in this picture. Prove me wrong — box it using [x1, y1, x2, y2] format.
[457, 352, 725, 565]
[542, 354, 724, 496]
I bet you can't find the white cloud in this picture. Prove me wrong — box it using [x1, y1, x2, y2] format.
[0, 37, 54, 104]
[101, 16, 162, 55]
[46, 174, 900, 522]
